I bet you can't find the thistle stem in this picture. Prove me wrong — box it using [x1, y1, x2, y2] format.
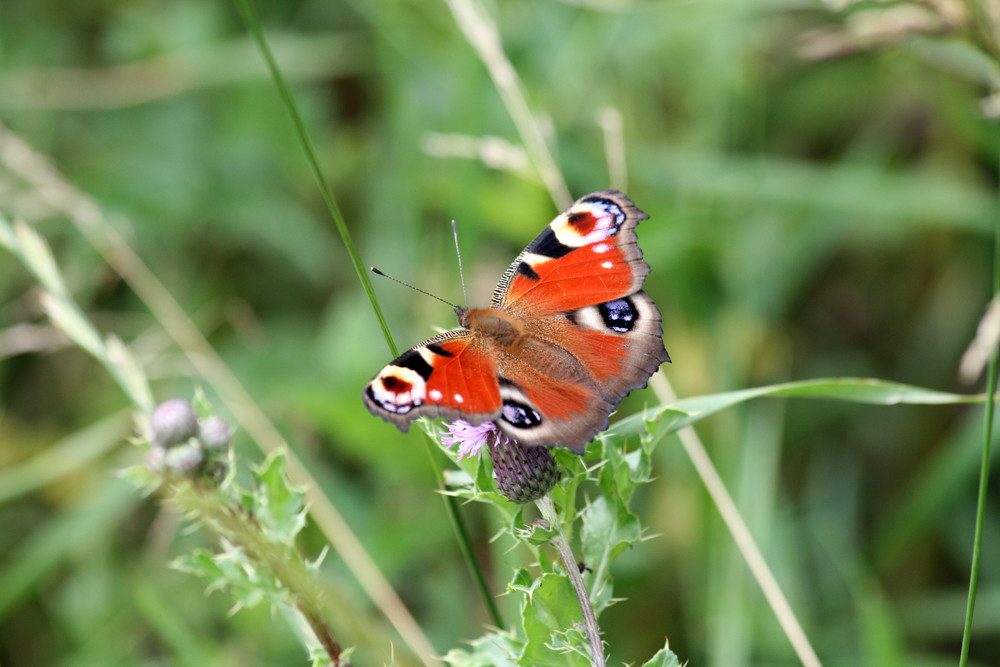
[169, 479, 345, 665]
[535, 495, 606, 667]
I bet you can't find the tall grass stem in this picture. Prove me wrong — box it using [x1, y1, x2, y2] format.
[0, 118, 441, 664]
[957, 152, 1000, 667]
[233, 0, 503, 634]
[651, 373, 823, 667]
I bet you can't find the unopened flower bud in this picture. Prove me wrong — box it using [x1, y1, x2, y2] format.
[489, 438, 558, 504]
[146, 445, 167, 474]
[199, 416, 232, 450]
[150, 399, 198, 447]
[164, 441, 204, 474]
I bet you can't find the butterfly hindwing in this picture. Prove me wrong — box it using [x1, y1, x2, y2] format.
[486, 291, 669, 449]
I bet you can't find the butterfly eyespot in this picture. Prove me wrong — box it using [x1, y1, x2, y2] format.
[550, 200, 626, 248]
[601, 261, 614, 269]
[429, 389, 443, 401]
[581, 197, 626, 226]
[599, 297, 638, 333]
[454, 393, 465, 404]
[367, 366, 427, 414]
[501, 400, 543, 428]
[592, 243, 610, 254]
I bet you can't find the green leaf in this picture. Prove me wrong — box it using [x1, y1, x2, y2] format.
[640, 642, 682, 667]
[610, 377, 983, 443]
[443, 629, 522, 666]
[172, 547, 286, 612]
[580, 494, 640, 615]
[508, 567, 534, 591]
[252, 450, 307, 544]
[598, 438, 651, 504]
[512, 510, 556, 547]
[518, 573, 592, 666]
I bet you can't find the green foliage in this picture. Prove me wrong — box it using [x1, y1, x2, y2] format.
[516, 573, 592, 666]
[251, 449, 308, 545]
[642, 644, 682, 667]
[173, 547, 286, 611]
[2, 0, 999, 665]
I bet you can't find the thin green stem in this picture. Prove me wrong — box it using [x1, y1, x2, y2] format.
[536, 495, 605, 667]
[231, 0, 394, 356]
[232, 0, 502, 631]
[421, 435, 504, 628]
[957, 152, 1000, 667]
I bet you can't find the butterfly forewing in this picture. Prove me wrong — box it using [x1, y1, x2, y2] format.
[492, 190, 650, 315]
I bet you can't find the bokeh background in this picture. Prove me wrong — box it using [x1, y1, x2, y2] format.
[2, 0, 999, 665]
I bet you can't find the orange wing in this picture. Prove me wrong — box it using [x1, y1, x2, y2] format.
[363, 330, 504, 431]
[492, 190, 650, 317]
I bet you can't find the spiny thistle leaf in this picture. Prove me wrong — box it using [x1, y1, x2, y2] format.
[641, 643, 682, 667]
[252, 450, 307, 545]
[580, 495, 641, 615]
[518, 573, 592, 666]
[172, 547, 286, 611]
[441, 628, 521, 666]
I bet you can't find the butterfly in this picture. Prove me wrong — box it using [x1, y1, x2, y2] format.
[363, 190, 670, 453]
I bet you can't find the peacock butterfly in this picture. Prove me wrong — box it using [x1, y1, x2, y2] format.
[363, 190, 669, 453]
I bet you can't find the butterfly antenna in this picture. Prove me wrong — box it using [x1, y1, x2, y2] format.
[370, 267, 461, 310]
[451, 220, 469, 308]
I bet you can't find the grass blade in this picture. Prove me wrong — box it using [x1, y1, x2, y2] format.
[957, 156, 1000, 667]
[232, 0, 504, 634]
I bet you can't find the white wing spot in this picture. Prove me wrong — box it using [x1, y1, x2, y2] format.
[454, 393, 464, 404]
[592, 243, 610, 254]
[601, 261, 614, 269]
[429, 389, 443, 401]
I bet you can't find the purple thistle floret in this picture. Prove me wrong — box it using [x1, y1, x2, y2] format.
[440, 420, 507, 460]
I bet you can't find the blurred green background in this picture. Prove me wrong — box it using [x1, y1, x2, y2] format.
[1, 0, 999, 665]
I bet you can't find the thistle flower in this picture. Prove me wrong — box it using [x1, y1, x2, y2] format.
[440, 420, 505, 460]
[441, 420, 558, 503]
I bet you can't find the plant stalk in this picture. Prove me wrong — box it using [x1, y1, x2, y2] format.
[957, 149, 1000, 667]
[536, 495, 606, 667]
[232, 0, 502, 634]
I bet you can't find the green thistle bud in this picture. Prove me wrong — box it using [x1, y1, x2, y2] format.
[199, 416, 232, 450]
[164, 441, 204, 474]
[489, 436, 558, 504]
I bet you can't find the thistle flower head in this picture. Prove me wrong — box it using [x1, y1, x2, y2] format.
[488, 436, 558, 503]
[440, 419, 507, 460]
[441, 420, 558, 503]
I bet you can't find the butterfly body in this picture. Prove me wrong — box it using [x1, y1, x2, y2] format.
[364, 191, 669, 453]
